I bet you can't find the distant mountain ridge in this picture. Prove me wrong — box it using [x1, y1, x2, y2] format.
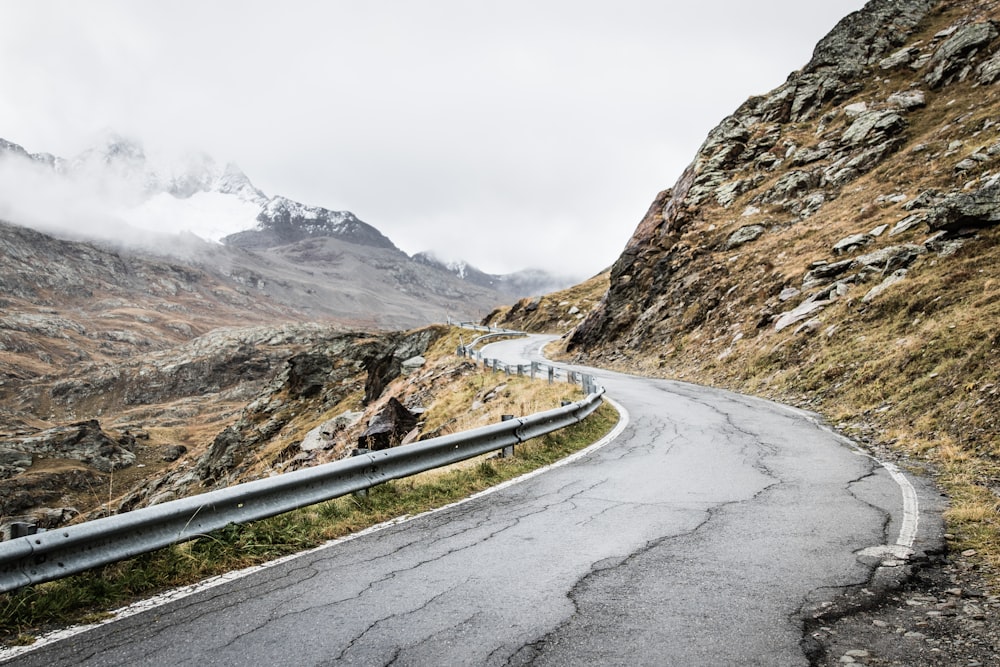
[224, 196, 397, 251]
[0, 133, 572, 295]
[412, 250, 580, 297]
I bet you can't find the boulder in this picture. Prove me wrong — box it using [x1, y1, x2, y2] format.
[844, 102, 869, 117]
[927, 179, 1000, 231]
[833, 233, 874, 255]
[161, 445, 187, 462]
[401, 355, 426, 373]
[300, 411, 363, 452]
[761, 170, 820, 203]
[803, 259, 854, 288]
[358, 398, 418, 451]
[886, 89, 926, 110]
[363, 352, 402, 404]
[841, 110, 906, 146]
[925, 22, 999, 88]
[774, 296, 831, 332]
[1, 420, 136, 473]
[726, 225, 766, 249]
[890, 214, 925, 236]
[198, 426, 242, 483]
[286, 352, 333, 399]
[880, 46, 919, 70]
[862, 269, 909, 303]
[852, 244, 926, 273]
[977, 51, 1000, 85]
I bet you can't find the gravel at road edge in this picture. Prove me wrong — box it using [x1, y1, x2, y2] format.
[804, 542, 999, 665]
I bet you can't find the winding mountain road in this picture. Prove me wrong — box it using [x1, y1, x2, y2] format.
[4, 335, 940, 666]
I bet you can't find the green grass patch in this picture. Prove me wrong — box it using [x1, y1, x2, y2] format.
[0, 401, 618, 644]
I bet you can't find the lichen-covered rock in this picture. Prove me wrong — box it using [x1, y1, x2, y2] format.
[726, 225, 766, 249]
[852, 244, 927, 273]
[927, 178, 1000, 231]
[887, 89, 927, 110]
[841, 110, 906, 146]
[358, 398, 418, 451]
[300, 411, 363, 452]
[977, 51, 1000, 84]
[0, 447, 32, 479]
[803, 0, 937, 77]
[803, 259, 855, 288]
[833, 233, 875, 255]
[925, 21, 999, 88]
[862, 269, 910, 303]
[0, 420, 136, 474]
[286, 352, 333, 399]
[761, 170, 821, 203]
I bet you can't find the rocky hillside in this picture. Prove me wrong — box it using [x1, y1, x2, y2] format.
[549, 0, 1000, 571]
[0, 320, 528, 533]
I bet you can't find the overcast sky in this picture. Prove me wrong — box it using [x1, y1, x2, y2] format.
[0, 0, 867, 277]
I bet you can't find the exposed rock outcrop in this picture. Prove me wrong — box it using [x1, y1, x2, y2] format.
[358, 398, 419, 451]
[0, 420, 135, 476]
[195, 327, 438, 486]
[570, 0, 1000, 359]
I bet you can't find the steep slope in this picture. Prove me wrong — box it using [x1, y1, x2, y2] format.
[561, 0, 1000, 569]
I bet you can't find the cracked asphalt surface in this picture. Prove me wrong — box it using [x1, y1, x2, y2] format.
[9, 336, 940, 666]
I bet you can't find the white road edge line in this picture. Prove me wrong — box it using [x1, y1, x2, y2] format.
[681, 388, 921, 561]
[879, 460, 921, 551]
[809, 415, 921, 562]
[0, 397, 630, 663]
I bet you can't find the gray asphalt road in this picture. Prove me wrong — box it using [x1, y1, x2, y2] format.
[5, 335, 938, 666]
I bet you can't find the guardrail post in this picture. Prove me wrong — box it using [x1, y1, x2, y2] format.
[351, 448, 370, 498]
[548, 366, 554, 384]
[500, 415, 515, 458]
[530, 362, 537, 380]
[7, 522, 38, 539]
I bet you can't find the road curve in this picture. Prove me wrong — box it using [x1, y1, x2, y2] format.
[4, 335, 940, 666]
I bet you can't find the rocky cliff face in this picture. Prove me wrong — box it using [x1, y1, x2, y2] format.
[572, 0, 998, 356]
[568, 0, 999, 497]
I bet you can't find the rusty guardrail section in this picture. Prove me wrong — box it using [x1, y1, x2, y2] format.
[0, 325, 603, 593]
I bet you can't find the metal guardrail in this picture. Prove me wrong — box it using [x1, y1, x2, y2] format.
[456, 343, 593, 392]
[0, 334, 604, 594]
